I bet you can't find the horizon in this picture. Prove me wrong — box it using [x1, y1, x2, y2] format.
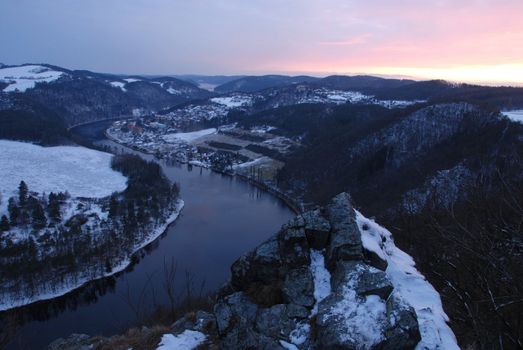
[3, 61, 523, 88]
[1, 1, 522, 86]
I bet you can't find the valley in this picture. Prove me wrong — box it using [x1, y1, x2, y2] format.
[1, 62, 523, 349]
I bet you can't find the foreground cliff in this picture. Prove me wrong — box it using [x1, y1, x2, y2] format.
[49, 193, 458, 350]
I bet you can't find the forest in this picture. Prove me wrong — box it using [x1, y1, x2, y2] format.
[0, 154, 180, 306]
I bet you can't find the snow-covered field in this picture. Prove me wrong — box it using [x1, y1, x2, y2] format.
[0, 140, 127, 215]
[501, 110, 523, 123]
[211, 95, 253, 108]
[0, 65, 64, 92]
[162, 128, 217, 143]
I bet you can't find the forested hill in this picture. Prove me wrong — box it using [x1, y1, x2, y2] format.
[257, 101, 523, 348]
[0, 64, 211, 127]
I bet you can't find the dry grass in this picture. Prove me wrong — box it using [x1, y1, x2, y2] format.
[93, 325, 170, 350]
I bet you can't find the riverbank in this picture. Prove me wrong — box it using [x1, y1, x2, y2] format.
[0, 200, 184, 312]
[105, 129, 306, 215]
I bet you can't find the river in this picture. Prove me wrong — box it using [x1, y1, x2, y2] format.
[3, 120, 295, 349]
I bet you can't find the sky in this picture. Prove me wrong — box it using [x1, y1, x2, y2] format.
[1, 0, 522, 85]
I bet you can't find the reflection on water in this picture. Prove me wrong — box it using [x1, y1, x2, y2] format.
[1, 122, 295, 349]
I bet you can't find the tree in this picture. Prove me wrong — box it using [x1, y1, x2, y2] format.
[31, 201, 47, 230]
[108, 194, 119, 219]
[0, 215, 9, 232]
[47, 192, 62, 223]
[18, 181, 28, 206]
[7, 198, 19, 225]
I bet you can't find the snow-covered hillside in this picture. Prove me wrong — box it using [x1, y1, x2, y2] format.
[0, 140, 127, 215]
[0, 65, 65, 92]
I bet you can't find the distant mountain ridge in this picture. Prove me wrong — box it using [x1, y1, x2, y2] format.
[214, 75, 320, 93]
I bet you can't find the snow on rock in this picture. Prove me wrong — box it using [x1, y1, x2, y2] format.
[501, 110, 523, 123]
[162, 128, 217, 143]
[210, 95, 253, 108]
[310, 249, 331, 314]
[355, 211, 460, 350]
[0, 65, 64, 92]
[156, 330, 206, 350]
[321, 263, 388, 347]
[123, 78, 141, 83]
[0, 140, 127, 215]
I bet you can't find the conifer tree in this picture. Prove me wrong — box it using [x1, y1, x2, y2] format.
[31, 201, 47, 230]
[18, 181, 28, 206]
[0, 215, 9, 231]
[7, 198, 19, 225]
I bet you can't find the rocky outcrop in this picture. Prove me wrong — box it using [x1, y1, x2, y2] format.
[183, 192, 421, 349]
[48, 192, 422, 350]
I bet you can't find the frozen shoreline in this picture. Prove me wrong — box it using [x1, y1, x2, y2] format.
[0, 200, 184, 312]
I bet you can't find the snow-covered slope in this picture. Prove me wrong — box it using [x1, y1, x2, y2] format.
[0, 140, 127, 215]
[0, 65, 65, 92]
[355, 211, 460, 350]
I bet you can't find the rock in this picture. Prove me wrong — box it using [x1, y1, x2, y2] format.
[231, 237, 283, 290]
[278, 227, 310, 268]
[214, 292, 288, 349]
[214, 300, 234, 335]
[282, 267, 315, 308]
[377, 294, 421, 350]
[302, 209, 331, 250]
[47, 334, 91, 350]
[315, 293, 362, 349]
[364, 248, 389, 271]
[286, 303, 310, 319]
[331, 261, 393, 300]
[171, 310, 217, 335]
[255, 304, 298, 339]
[230, 252, 254, 289]
[325, 193, 363, 268]
[214, 292, 258, 335]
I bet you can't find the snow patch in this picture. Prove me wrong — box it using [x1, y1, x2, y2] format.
[310, 249, 332, 315]
[110, 81, 127, 92]
[0, 65, 64, 92]
[162, 128, 217, 143]
[156, 330, 206, 350]
[501, 110, 523, 123]
[123, 78, 140, 83]
[166, 87, 181, 95]
[355, 211, 460, 350]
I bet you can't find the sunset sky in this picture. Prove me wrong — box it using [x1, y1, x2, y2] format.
[1, 0, 522, 85]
